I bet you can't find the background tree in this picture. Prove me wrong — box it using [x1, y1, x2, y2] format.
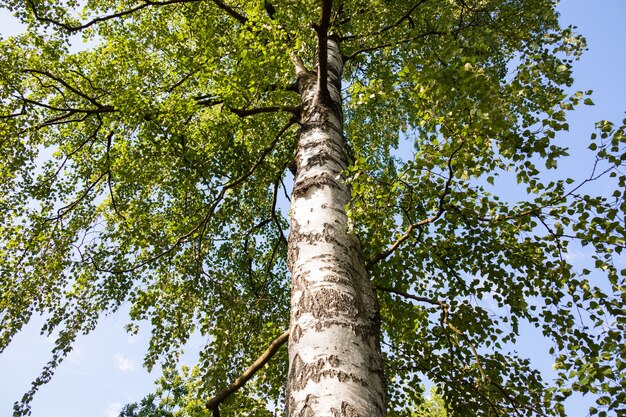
[0, 0, 624, 416]
[119, 394, 174, 417]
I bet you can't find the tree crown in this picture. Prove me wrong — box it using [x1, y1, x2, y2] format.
[0, 1, 624, 416]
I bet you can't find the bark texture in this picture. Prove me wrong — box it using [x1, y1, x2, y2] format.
[286, 39, 386, 417]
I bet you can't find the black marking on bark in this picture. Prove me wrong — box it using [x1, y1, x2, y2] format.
[290, 354, 366, 392]
[291, 324, 303, 343]
[297, 394, 316, 417]
[287, 220, 301, 271]
[328, 354, 339, 367]
[294, 287, 360, 321]
[294, 222, 348, 250]
[320, 203, 347, 216]
[318, 272, 353, 286]
[331, 402, 364, 417]
[297, 72, 317, 96]
[312, 318, 378, 345]
[298, 137, 349, 165]
[297, 230, 345, 248]
[301, 149, 346, 172]
[291, 269, 311, 292]
[293, 172, 343, 198]
[299, 120, 343, 138]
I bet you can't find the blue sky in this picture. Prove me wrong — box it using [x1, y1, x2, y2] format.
[1, 1, 625, 417]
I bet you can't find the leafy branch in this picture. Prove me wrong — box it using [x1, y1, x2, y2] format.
[366, 139, 466, 269]
[375, 285, 489, 382]
[93, 117, 297, 274]
[195, 96, 300, 118]
[25, 0, 243, 32]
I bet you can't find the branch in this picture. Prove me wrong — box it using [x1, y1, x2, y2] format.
[94, 117, 297, 274]
[340, 0, 428, 41]
[314, 0, 333, 99]
[477, 157, 616, 224]
[292, 55, 311, 81]
[105, 131, 126, 220]
[382, 341, 503, 416]
[210, 0, 247, 24]
[24, 69, 112, 110]
[366, 226, 423, 270]
[344, 29, 444, 61]
[271, 179, 289, 246]
[264, 0, 277, 20]
[0, 107, 26, 119]
[379, 0, 428, 34]
[194, 97, 300, 118]
[375, 285, 489, 382]
[48, 170, 108, 221]
[195, 96, 224, 107]
[366, 139, 466, 269]
[39, 117, 104, 188]
[29, 107, 114, 131]
[206, 330, 289, 414]
[262, 181, 288, 288]
[375, 285, 445, 307]
[229, 105, 300, 118]
[444, 319, 489, 383]
[227, 117, 297, 189]
[26, 0, 204, 32]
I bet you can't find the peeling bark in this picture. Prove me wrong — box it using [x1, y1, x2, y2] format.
[286, 38, 386, 417]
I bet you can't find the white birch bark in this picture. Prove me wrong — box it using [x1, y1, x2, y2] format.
[286, 39, 386, 417]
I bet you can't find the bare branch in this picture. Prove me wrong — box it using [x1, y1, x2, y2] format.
[105, 131, 126, 220]
[206, 330, 289, 414]
[229, 105, 300, 118]
[374, 285, 444, 307]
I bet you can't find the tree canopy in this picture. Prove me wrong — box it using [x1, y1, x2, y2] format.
[0, 0, 624, 416]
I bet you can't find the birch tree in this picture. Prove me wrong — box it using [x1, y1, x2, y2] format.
[0, 1, 624, 416]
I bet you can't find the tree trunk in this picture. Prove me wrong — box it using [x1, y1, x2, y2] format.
[286, 39, 386, 417]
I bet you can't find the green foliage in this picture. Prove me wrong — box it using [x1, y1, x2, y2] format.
[412, 387, 450, 417]
[0, 1, 624, 416]
[119, 394, 174, 417]
[121, 366, 280, 417]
